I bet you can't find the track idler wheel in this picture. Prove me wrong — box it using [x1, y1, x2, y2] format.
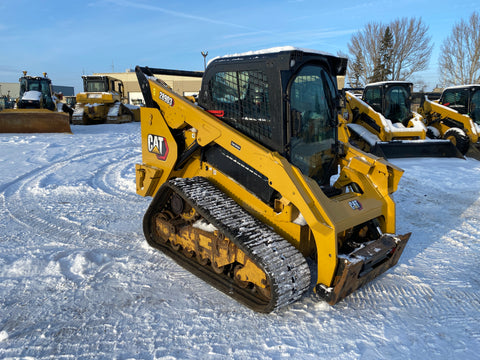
[196, 254, 209, 266]
[183, 248, 195, 258]
[170, 241, 181, 251]
[234, 265, 249, 289]
[211, 260, 225, 274]
[256, 284, 272, 301]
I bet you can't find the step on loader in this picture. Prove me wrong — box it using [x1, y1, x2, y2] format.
[417, 85, 480, 160]
[0, 71, 71, 133]
[134, 47, 410, 312]
[339, 81, 461, 159]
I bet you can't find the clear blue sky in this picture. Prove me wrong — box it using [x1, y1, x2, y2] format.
[0, 0, 477, 93]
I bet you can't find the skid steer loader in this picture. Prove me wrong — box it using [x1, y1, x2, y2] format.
[72, 75, 133, 125]
[417, 85, 480, 160]
[339, 81, 461, 159]
[0, 71, 71, 133]
[135, 47, 410, 312]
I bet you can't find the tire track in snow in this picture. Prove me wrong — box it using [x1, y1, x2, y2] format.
[1, 144, 145, 250]
[90, 150, 141, 200]
[341, 270, 480, 326]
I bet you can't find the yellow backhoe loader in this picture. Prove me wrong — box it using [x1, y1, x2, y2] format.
[72, 75, 133, 125]
[0, 71, 71, 133]
[134, 48, 410, 312]
[417, 85, 480, 160]
[339, 81, 461, 158]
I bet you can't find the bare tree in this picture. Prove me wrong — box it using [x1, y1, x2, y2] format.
[338, 49, 364, 88]
[412, 77, 428, 92]
[390, 18, 433, 80]
[347, 17, 433, 84]
[347, 22, 383, 84]
[439, 12, 480, 86]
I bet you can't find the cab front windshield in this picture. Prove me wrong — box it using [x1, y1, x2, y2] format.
[20, 78, 51, 99]
[85, 79, 108, 92]
[289, 64, 336, 184]
[471, 88, 480, 124]
[384, 85, 410, 124]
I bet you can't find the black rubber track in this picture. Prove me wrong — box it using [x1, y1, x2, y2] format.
[143, 176, 311, 313]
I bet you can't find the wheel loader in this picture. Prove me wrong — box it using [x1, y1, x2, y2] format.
[134, 47, 411, 312]
[339, 81, 461, 158]
[417, 84, 480, 160]
[0, 71, 71, 133]
[72, 75, 133, 125]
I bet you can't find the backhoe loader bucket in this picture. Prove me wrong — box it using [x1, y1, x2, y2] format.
[371, 139, 463, 159]
[0, 109, 71, 133]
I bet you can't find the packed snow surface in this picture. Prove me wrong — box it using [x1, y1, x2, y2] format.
[0, 123, 479, 359]
[209, 46, 335, 66]
[219, 46, 333, 58]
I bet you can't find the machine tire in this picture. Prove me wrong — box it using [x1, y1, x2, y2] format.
[443, 128, 470, 155]
[426, 126, 440, 139]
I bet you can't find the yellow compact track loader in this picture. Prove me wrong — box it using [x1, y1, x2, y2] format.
[340, 81, 461, 158]
[0, 72, 71, 133]
[72, 75, 133, 125]
[135, 48, 410, 312]
[417, 85, 480, 160]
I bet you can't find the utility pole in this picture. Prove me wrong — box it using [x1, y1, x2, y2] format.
[201, 51, 208, 71]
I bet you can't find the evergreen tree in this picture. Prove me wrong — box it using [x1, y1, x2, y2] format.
[380, 27, 394, 80]
[350, 49, 364, 88]
[369, 27, 394, 82]
[370, 56, 384, 82]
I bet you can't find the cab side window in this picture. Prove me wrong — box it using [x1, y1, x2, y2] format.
[441, 89, 468, 114]
[363, 88, 382, 113]
[209, 70, 272, 142]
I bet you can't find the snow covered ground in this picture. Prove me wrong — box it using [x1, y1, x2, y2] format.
[0, 123, 479, 359]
